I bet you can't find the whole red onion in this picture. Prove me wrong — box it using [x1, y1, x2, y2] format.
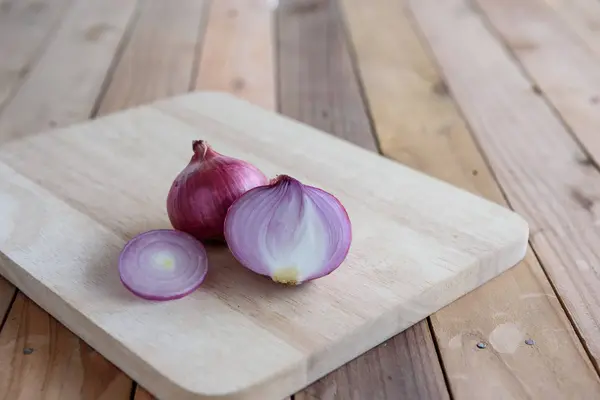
[166, 140, 268, 241]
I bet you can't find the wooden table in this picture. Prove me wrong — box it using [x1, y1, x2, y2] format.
[1, 0, 599, 398]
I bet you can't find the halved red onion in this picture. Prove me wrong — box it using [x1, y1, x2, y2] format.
[224, 175, 352, 285]
[118, 229, 208, 300]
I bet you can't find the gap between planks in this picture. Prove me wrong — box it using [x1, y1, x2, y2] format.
[408, 0, 600, 379]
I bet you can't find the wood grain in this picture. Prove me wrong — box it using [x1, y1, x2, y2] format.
[97, 0, 208, 116]
[409, 0, 600, 371]
[474, 0, 600, 174]
[342, 1, 600, 398]
[295, 321, 447, 400]
[276, 1, 448, 398]
[0, 293, 131, 400]
[0, 91, 528, 399]
[195, 0, 275, 110]
[0, 0, 72, 110]
[276, 0, 377, 152]
[542, 0, 600, 57]
[0, 0, 137, 143]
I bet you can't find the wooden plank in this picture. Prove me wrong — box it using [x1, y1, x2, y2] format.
[295, 321, 446, 400]
[97, 0, 208, 116]
[409, 0, 600, 372]
[541, 0, 600, 57]
[277, 0, 377, 152]
[0, 0, 137, 144]
[0, 293, 131, 399]
[0, 0, 73, 110]
[276, 1, 449, 398]
[0, 0, 137, 397]
[342, 0, 600, 398]
[474, 0, 600, 176]
[195, 0, 275, 110]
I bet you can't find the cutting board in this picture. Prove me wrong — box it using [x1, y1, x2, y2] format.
[0, 92, 528, 400]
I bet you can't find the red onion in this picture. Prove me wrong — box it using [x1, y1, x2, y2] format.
[166, 140, 268, 241]
[118, 229, 208, 300]
[224, 175, 352, 285]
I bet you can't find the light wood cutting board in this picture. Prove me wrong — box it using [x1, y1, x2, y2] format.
[0, 92, 528, 400]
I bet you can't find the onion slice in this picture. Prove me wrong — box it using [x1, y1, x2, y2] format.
[224, 175, 352, 285]
[118, 229, 208, 300]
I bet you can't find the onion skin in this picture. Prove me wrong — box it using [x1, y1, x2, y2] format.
[167, 140, 268, 241]
[224, 175, 352, 285]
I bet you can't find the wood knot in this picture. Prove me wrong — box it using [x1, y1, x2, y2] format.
[570, 187, 595, 212]
[84, 23, 111, 42]
[230, 78, 246, 91]
[18, 65, 30, 79]
[432, 80, 449, 96]
[576, 155, 596, 167]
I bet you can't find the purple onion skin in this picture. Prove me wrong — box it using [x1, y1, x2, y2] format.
[166, 140, 268, 241]
[120, 277, 205, 302]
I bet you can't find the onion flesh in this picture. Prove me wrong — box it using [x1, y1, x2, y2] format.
[224, 175, 352, 285]
[118, 229, 208, 300]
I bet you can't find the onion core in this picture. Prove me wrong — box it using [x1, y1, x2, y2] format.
[224, 175, 352, 285]
[118, 229, 208, 300]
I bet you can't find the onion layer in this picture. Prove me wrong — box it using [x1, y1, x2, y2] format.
[118, 229, 208, 300]
[224, 175, 352, 285]
[167, 140, 268, 241]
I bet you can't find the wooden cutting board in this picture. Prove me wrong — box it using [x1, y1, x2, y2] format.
[0, 92, 528, 400]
